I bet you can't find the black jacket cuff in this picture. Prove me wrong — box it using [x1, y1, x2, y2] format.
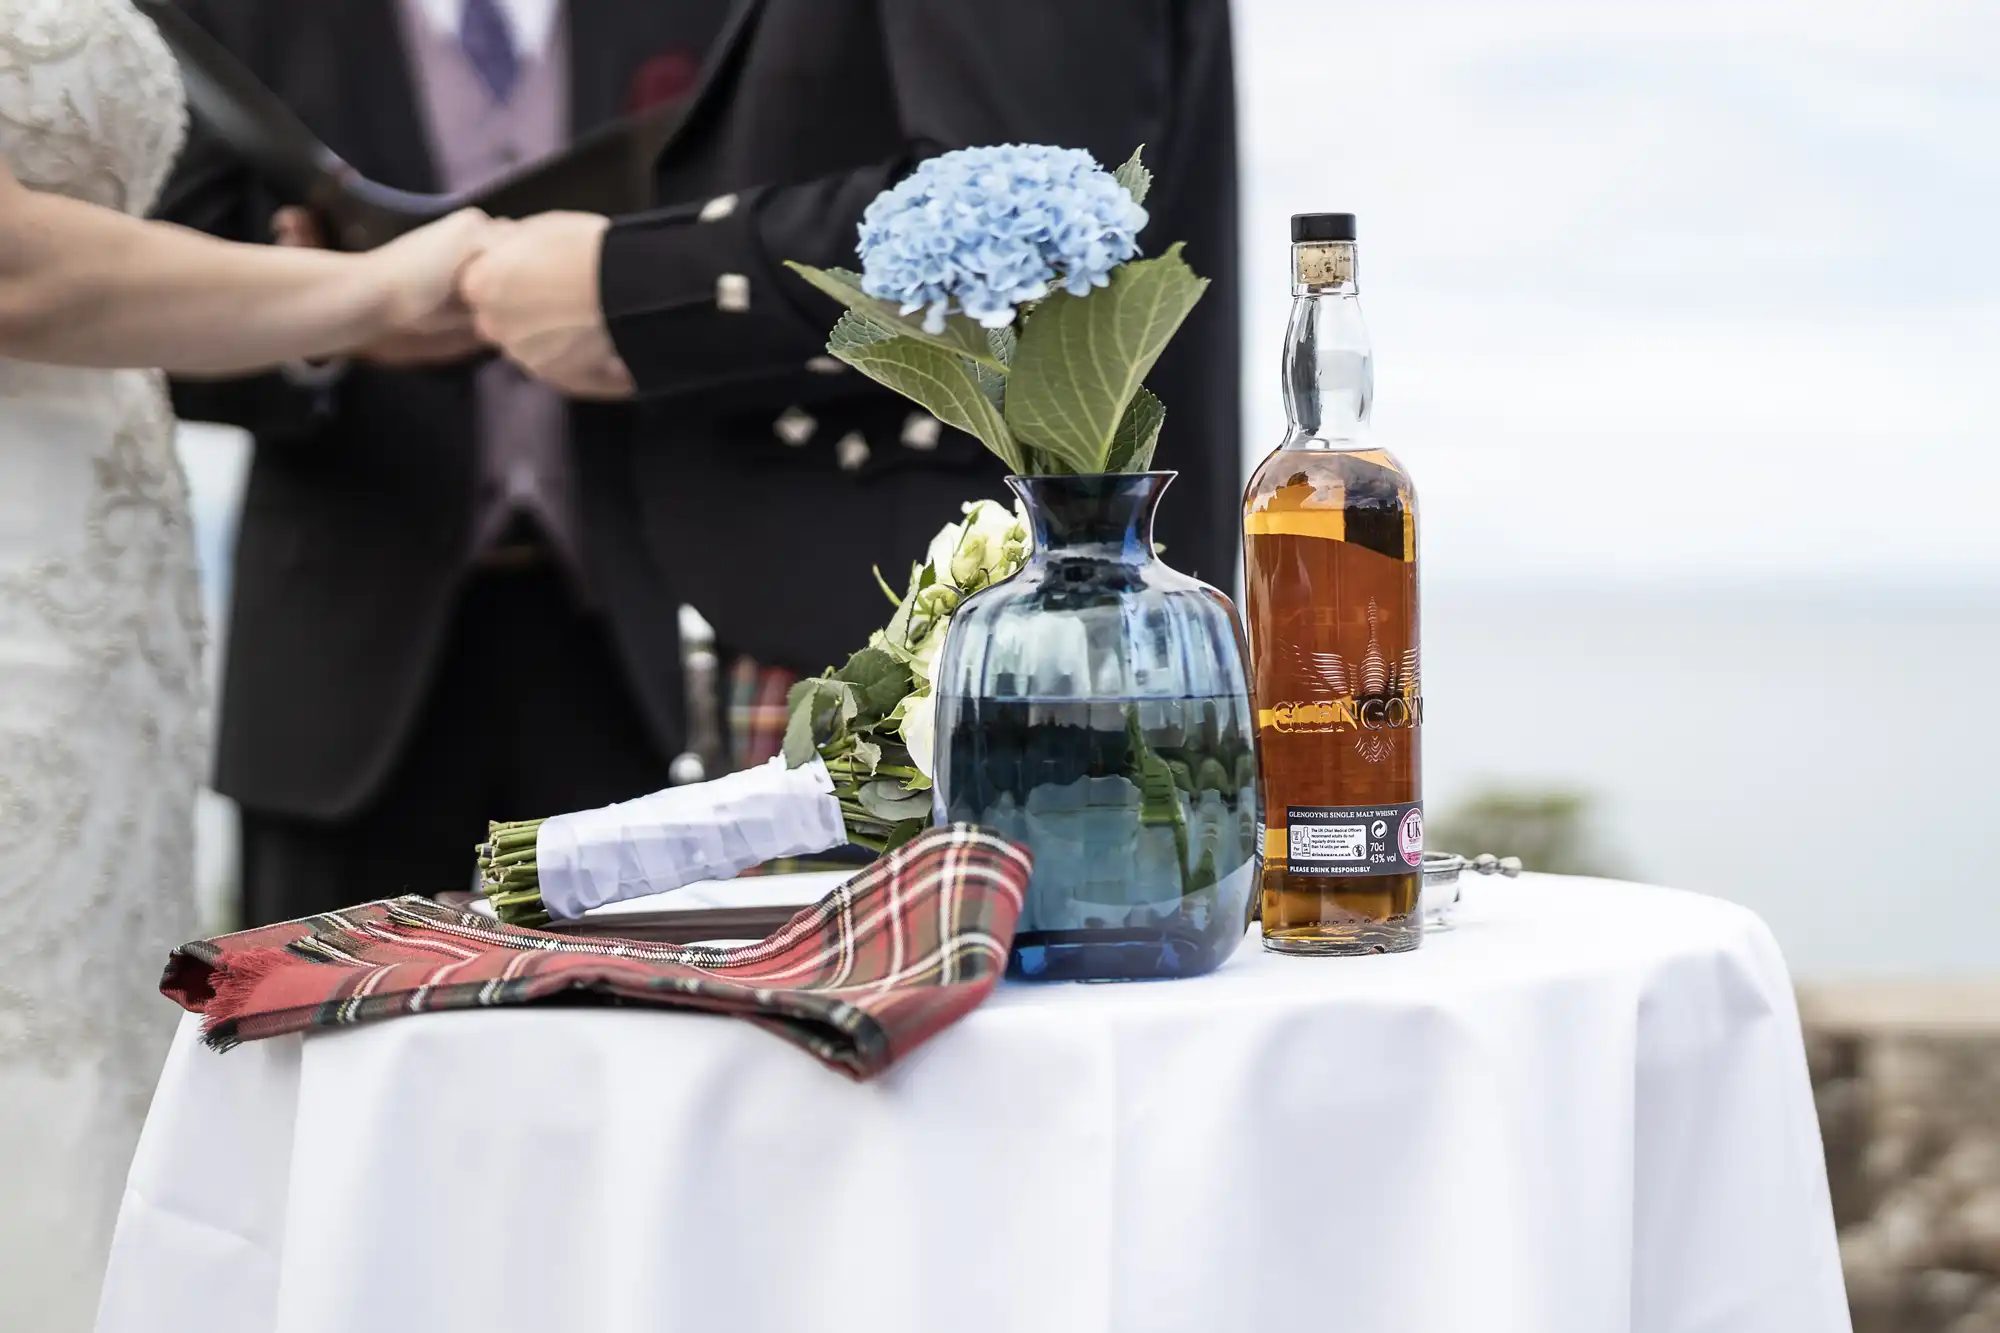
[599, 195, 834, 399]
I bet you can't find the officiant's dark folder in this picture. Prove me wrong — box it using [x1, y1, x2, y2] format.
[139, 0, 675, 249]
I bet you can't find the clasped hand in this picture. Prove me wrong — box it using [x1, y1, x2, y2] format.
[460, 212, 634, 399]
[281, 207, 634, 399]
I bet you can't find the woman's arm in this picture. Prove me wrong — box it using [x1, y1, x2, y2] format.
[0, 160, 488, 375]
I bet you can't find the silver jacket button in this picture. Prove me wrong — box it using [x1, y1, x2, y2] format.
[773, 407, 816, 447]
[698, 193, 740, 222]
[805, 356, 846, 375]
[836, 432, 872, 472]
[716, 273, 751, 312]
[900, 413, 943, 450]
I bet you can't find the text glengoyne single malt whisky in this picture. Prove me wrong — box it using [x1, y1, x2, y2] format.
[1244, 213, 1424, 955]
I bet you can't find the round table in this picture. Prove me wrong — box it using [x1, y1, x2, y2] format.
[96, 873, 1851, 1333]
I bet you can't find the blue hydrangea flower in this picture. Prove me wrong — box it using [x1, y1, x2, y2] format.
[857, 144, 1149, 334]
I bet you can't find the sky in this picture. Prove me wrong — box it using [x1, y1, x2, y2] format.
[1234, 0, 2000, 587]
[181, 0, 2000, 594]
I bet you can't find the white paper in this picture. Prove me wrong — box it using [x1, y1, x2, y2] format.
[534, 757, 848, 921]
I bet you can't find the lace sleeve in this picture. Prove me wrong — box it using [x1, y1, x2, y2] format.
[0, 0, 188, 216]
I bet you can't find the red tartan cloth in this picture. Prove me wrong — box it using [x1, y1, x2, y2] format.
[161, 826, 1031, 1080]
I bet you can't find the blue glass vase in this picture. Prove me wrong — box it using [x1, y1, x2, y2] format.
[933, 472, 1259, 981]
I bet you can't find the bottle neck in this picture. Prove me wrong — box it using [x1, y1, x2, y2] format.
[1008, 472, 1171, 563]
[1282, 242, 1373, 447]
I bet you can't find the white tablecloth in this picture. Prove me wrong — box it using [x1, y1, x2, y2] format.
[96, 874, 1851, 1333]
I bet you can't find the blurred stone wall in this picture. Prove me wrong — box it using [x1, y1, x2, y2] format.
[1803, 983, 2000, 1333]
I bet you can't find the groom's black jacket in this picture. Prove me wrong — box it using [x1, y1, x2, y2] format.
[598, 0, 1241, 669]
[163, 0, 1239, 823]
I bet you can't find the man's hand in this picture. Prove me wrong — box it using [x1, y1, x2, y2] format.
[459, 212, 635, 400]
[271, 207, 488, 368]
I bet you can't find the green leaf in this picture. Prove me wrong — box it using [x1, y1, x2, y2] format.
[973, 355, 1007, 419]
[868, 738, 926, 788]
[1104, 386, 1166, 473]
[786, 263, 1004, 368]
[783, 675, 854, 768]
[782, 693, 820, 768]
[987, 324, 1018, 365]
[974, 324, 1014, 415]
[834, 646, 915, 725]
[878, 820, 925, 853]
[1135, 748, 1183, 829]
[858, 779, 935, 823]
[827, 318, 1026, 473]
[1002, 245, 1208, 474]
[1126, 708, 1193, 889]
[827, 306, 899, 349]
[834, 645, 899, 690]
[1113, 145, 1152, 208]
[850, 739, 883, 776]
[1187, 845, 1218, 896]
[827, 681, 860, 729]
[790, 677, 857, 756]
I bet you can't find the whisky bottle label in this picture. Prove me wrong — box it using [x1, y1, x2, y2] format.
[1284, 803, 1423, 876]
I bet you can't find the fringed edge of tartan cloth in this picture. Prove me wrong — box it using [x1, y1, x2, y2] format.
[160, 825, 1031, 1081]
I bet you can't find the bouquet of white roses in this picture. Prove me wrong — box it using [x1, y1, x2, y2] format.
[780, 498, 1029, 849]
[478, 501, 1028, 927]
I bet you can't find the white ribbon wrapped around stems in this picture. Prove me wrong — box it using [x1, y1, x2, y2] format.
[533, 757, 849, 922]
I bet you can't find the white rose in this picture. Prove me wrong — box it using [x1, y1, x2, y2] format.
[950, 532, 990, 587]
[949, 499, 1030, 589]
[879, 502, 1030, 679]
[962, 497, 1022, 547]
[924, 517, 966, 581]
[907, 618, 948, 689]
[878, 586, 918, 658]
[899, 689, 939, 780]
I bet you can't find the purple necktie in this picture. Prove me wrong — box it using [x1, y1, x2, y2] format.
[459, 0, 520, 104]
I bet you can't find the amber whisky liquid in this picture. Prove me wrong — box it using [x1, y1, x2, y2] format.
[1244, 447, 1422, 954]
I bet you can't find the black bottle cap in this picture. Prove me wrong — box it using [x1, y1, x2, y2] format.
[1291, 213, 1357, 243]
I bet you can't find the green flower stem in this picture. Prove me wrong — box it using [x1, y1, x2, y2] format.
[485, 847, 539, 870]
[835, 798, 927, 855]
[477, 816, 551, 925]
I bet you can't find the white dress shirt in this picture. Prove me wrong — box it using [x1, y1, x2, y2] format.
[407, 0, 561, 59]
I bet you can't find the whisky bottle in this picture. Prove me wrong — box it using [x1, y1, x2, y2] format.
[1243, 213, 1424, 955]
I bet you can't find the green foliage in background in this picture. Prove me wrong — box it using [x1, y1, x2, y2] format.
[1428, 787, 1629, 879]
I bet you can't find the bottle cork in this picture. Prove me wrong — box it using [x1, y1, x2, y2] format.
[1294, 242, 1356, 289]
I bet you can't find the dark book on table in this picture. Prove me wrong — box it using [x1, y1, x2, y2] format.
[138, 0, 675, 250]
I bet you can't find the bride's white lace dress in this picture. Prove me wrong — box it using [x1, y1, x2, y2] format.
[0, 1, 202, 1327]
